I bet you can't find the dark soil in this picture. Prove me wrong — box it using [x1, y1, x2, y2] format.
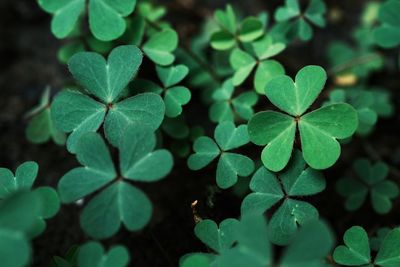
[1, 0, 399, 266]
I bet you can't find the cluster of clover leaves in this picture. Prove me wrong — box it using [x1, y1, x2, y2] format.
[0, 0, 396, 266]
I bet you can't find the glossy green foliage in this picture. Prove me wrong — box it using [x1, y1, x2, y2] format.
[327, 88, 393, 135]
[209, 79, 259, 123]
[337, 159, 399, 214]
[58, 126, 173, 239]
[25, 88, 65, 145]
[38, 0, 137, 41]
[248, 65, 358, 171]
[241, 151, 326, 245]
[229, 36, 286, 93]
[0, 192, 42, 267]
[143, 29, 179, 66]
[131, 64, 191, 117]
[0, 162, 60, 237]
[274, 0, 326, 41]
[210, 5, 264, 50]
[51, 45, 165, 151]
[373, 0, 400, 48]
[334, 226, 400, 267]
[78, 242, 130, 267]
[188, 121, 254, 189]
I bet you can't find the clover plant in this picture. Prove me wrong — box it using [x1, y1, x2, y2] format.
[373, 0, 400, 48]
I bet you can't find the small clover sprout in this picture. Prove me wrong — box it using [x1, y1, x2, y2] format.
[78, 242, 130, 267]
[274, 0, 327, 41]
[248, 65, 358, 171]
[52, 45, 165, 152]
[188, 121, 255, 189]
[336, 158, 399, 214]
[334, 226, 400, 267]
[210, 5, 264, 50]
[230, 35, 286, 94]
[143, 29, 179, 66]
[209, 79, 259, 123]
[25, 87, 66, 145]
[241, 150, 326, 245]
[58, 125, 173, 239]
[373, 0, 400, 48]
[38, 0, 137, 41]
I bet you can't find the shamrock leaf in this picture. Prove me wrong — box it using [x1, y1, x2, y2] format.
[180, 254, 214, 267]
[209, 79, 258, 123]
[58, 125, 173, 239]
[230, 35, 286, 93]
[52, 45, 165, 151]
[211, 5, 264, 50]
[248, 65, 358, 171]
[373, 0, 400, 48]
[78, 242, 130, 267]
[188, 121, 254, 189]
[336, 159, 399, 214]
[241, 150, 325, 245]
[375, 228, 400, 267]
[38, 0, 137, 41]
[333, 226, 371, 266]
[194, 219, 239, 253]
[275, 0, 326, 41]
[143, 29, 178, 66]
[25, 87, 66, 145]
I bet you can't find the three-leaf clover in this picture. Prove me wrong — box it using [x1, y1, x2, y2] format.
[77, 242, 130, 267]
[334, 226, 400, 267]
[248, 65, 358, 171]
[373, 0, 400, 48]
[241, 150, 326, 245]
[210, 5, 264, 50]
[38, 0, 137, 41]
[132, 64, 191, 118]
[25, 87, 66, 145]
[336, 158, 399, 214]
[188, 121, 255, 189]
[58, 125, 173, 239]
[274, 0, 327, 41]
[209, 79, 258, 123]
[52, 45, 165, 152]
[230, 35, 286, 94]
[143, 29, 178, 66]
[0, 161, 61, 237]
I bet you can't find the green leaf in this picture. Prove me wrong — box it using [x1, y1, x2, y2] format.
[194, 219, 239, 253]
[187, 137, 220, 170]
[333, 226, 371, 266]
[238, 17, 264, 42]
[252, 35, 286, 60]
[373, 0, 400, 48]
[375, 228, 400, 267]
[78, 241, 130, 267]
[230, 49, 256, 86]
[275, 0, 301, 21]
[210, 31, 235, 50]
[180, 254, 213, 267]
[164, 86, 191, 117]
[34, 187, 60, 219]
[248, 111, 296, 172]
[299, 103, 358, 169]
[68, 45, 142, 103]
[214, 5, 237, 34]
[0, 230, 31, 267]
[119, 125, 173, 181]
[266, 65, 327, 116]
[58, 133, 116, 203]
[214, 122, 249, 151]
[0, 161, 38, 198]
[143, 29, 178, 66]
[81, 181, 152, 239]
[216, 152, 254, 189]
[254, 60, 285, 94]
[232, 92, 259, 120]
[156, 64, 189, 88]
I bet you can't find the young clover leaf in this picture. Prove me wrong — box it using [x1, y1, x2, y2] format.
[143, 29, 178, 66]
[230, 35, 286, 94]
[336, 158, 399, 214]
[58, 125, 173, 239]
[274, 0, 327, 41]
[210, 5, 264, 50]
[209, 79, 259, 123]
[248, 65, 358, 171]
[25, 87, 66, 145]
[188, 121, 255, 189]
[334, 226, 400, 267]
[132, 64, 191, 118]
[241, 150, 326, 245]
[38, 0, 137, 41]
[0, 192, 42, 267]
[78, 242, 130, 267]
[0, 161, 61, 237]
[373, 0, 400, 48]
[52, 45, 165, 152]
